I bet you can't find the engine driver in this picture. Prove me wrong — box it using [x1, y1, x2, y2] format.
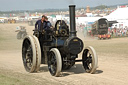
[35, 15, 47, 32]
[35, 15, 53, 34]
[34, 15, 53, 42]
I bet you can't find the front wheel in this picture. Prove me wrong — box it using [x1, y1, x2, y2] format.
[48, 48, 62, 77]
[82, 46, 98, 74]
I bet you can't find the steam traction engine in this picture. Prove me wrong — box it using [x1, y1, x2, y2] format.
[91, 18, 111, 39]
[22, 5, 98, 77]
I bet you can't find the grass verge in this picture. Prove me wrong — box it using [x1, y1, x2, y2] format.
[0, 74, 26, 85]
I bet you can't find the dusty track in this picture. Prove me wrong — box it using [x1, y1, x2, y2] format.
[0, 23, 128, 85]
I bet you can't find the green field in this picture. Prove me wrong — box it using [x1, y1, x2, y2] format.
[0, 69, 35, 85]
[0, 74, 25, 85]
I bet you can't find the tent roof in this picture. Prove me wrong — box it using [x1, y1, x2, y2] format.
[106, 7, 128, 20]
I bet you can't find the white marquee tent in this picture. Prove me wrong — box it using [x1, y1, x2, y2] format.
[105, 6, 128, 21]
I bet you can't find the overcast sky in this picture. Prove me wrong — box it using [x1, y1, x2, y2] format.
[0, 0, 128, 11]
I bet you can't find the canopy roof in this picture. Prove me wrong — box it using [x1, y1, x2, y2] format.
[105, 6, 128, 20]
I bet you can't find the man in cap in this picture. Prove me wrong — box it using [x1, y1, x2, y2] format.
[44, 16, 53, 33]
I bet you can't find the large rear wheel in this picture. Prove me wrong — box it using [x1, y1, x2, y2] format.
[48, 48, 62, 77]
[82, 46, 98, 74]
[22, 35, 41, 72]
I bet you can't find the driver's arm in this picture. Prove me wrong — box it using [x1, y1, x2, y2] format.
[35, 20, 38, 30]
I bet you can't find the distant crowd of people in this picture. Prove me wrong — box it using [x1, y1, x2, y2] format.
[108, 27, 128, 37]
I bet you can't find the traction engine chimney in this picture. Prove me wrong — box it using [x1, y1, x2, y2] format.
[69, 5, 77, 37]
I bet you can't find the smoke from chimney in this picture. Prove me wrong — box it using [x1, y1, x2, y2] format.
[66, 0, 74, 4]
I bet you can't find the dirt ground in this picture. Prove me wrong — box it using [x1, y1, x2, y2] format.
[0, 23, 128, 85]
